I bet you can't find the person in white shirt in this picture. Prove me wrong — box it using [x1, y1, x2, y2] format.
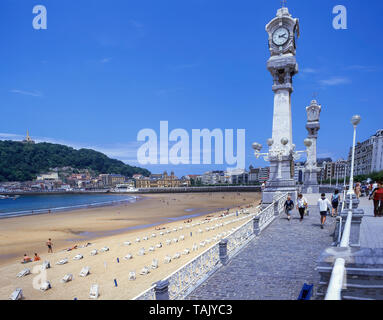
[296, 193, 308, 222]
[317, 193, 332, 229]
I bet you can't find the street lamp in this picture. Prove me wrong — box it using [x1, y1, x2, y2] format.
[348, 115, 361, 208]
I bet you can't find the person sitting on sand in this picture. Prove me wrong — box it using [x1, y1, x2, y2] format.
[33, 253, 41, 261]
[22, 254, 32, 263]
[67, 245, 78, 251]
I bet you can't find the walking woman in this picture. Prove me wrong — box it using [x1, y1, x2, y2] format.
[370, 182, 383, 217]
[331, 189, 341, 217]
[284, 196, 294, 221]
[296, 194, 308, 222]
[355, 183, 361, 199]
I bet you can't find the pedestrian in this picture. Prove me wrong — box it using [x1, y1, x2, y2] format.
[370, 182, 383, 217]
[317, 193, 332, 229]
[331, 189, 341, 217]
[46, 238, 53, 253]
[355, 183, 361, 199]
[296, 194, 308, 222]
[284, 196, 294, 221]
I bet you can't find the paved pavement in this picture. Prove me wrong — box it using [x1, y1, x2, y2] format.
[187, 196, 335, 300]
[359, 196, 383, 248]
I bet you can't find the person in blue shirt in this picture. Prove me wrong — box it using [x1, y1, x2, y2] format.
[284, 196, 294, 221]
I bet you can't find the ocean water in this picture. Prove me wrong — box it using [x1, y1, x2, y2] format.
[0, 194, 138, 219]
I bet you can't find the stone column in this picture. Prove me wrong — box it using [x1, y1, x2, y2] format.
[154, 280, 170, 300]
[219, 239, 229, 265]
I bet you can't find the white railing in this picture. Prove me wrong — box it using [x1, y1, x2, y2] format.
[133, 193, 288, 300]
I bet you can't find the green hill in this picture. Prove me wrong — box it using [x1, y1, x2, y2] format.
[0, 140, 150, 182]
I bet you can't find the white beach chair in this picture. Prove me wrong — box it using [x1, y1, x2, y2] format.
[160, 232, 164, 236]
[172, 238, 178, 244]
[192, 243, 198, 251]
[100, 246, 109, 253]
[124, 254, 133, 260]
[166, 239, 172, 246]
[179, 226, 183, 230]
[135, 237, 140, 243]
[79, 266, 90, 277]
[42, 261, 50, 270]
[138, 248, 145, 256]
[149, 246, 155, 252]
[140, 266, 150, 275]
[173, 253, 181, 260]
[89, 284, 99, 299]
[151, 233, 156, 238]
[206, 239, 211, 244]
[56, 258, 68, 265]
[156, 243, 162, 248]
[198, 229, 203, 234]
[166, 230, 171, 234]
[90, 249, 98, 256]
[143, 236, 148, 241]
[172, 228, 177, 232]
[164, 255, 172, 264]
[9, 288, 23, 300]
[61, 273, 73, 283]
[199, 241, 206, 247]
[129, 271, 136, 280]
[73, 254, 83, 260]
[123, 241, 131, 246]
[151, 259, 158, 269]
[206, 227, 210, 232]
[17, 269, 30, 278]
[211, 226, 215, 230]
[40, 281, 51, 291]
[179, 235, 185, 241]
[212, 236, 217, 241]
[183, 249, 190, 255]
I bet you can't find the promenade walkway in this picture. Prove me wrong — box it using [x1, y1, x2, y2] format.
[187, 195, 334, 300]
[359, 196, 383, 248]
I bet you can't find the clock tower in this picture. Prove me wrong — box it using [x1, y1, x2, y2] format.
[261, 5, 300, 207]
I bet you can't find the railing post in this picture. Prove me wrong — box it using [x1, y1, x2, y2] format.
[154, 280, 170, 300]
[219, 239, 229, 265]
[253, 216, 261, 236]
[274, 200, 279, 216]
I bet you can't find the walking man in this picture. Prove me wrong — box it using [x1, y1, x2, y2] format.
[46, 238, 53, 253]
[296, 193, 308, 222]
[284, 196, 294, 221]
[318, 193, 331, 229]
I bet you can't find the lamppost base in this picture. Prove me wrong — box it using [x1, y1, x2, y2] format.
[262, 180, 297, 209]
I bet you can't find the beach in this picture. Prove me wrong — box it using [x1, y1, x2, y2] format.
[0, 192, 261, 300]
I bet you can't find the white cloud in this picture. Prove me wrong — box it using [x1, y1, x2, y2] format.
[319, 77, 351, 86]
[10, 89, 43, 97]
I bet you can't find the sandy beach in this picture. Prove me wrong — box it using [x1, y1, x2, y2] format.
[0, 192, 261, 300]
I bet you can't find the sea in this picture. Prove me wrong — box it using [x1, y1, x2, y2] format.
[0, 194, 139, 219]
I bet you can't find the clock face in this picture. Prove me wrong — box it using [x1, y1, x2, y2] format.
[272, 27, 289, 46]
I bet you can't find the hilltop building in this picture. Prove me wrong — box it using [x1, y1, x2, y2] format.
[22, 130, 35, 144]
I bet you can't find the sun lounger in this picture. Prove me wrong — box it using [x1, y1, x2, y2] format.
[149, 246, 155, 252]
[156, 243, 162, 248]
[17, 269, 30, 278]
[179, 235, 185, 241]
[166, 230, 171, 234]
[183, 249, 190, 255]
[10, 288, 23, 300]
[42, 261, 50, 270]
[206, 227, 210, 231]
[138, 248, 145, 256]
[192, 243, 198, 251]
[159, 232, 164, 236]
[123, 241, 131, 246]
[198, 229, 203, 234]
[40, 281, 51, 291]
[172, 238, 178, 243]
[173, 253, 181, 260]
[140, 266, 150, 275]
[164, 255, 172, 264]
[143, 236, 148, 241]
[166, 239, 171, 245]
[151, 259, 158, 269]
[73, 254, 83, 260]
[151, 233, 156, 238]
[56, 258, 68, 265]
[136, 238, 140, 243]
[79, 266, 90, 277]
[100, 247, 109, 253]
[178, 226, 183, 230]
[90, 249, 98, 256]
[61, 274, 73, 283]
[89, 284, 99, 299]
[129, 271, 136, 280]
[124, 254, 133, 260]
[172, 228, 177, 232]
[199, 241, 206, 247]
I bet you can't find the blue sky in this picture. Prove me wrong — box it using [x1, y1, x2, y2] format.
[1, 0, 383, 176]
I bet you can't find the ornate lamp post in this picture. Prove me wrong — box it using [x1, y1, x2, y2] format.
[348, 115, 361, 208]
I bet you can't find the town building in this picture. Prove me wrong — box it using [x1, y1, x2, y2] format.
[134, 171, 189, 188]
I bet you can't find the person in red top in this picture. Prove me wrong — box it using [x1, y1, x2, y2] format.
[371, 182, 383, 217]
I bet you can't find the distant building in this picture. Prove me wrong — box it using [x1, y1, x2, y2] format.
[135, 171, 189, 188]
[229, 169, 249, 185]
[248, 166, 260, 183]
[22, 130, 35, 144]
[36, 172, 59, 181]
[349, 129, 383, 176]
[99, 174, 126, 187]
[258, 167, 270, 182]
